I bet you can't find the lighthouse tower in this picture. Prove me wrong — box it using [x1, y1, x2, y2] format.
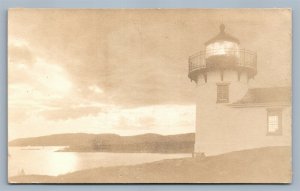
[188, 24, 257, 156]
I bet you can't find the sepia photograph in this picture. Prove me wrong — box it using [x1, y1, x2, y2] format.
[8, 9, 291, 183]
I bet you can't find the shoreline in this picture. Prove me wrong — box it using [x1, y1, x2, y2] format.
[9, 146, 291, 184]
[9, 145, 193, 154]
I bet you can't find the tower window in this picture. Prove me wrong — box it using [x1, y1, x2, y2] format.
[267, 109, 282, 135]
[217, 83, 229, 103]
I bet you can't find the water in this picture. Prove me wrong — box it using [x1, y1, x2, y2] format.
[8, 146, 191, 177]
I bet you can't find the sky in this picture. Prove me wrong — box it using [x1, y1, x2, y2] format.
[8, 9, 291, 140]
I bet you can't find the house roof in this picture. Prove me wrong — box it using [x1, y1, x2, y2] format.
[232, 87, 291, 106]
[205, 24, 240, 45]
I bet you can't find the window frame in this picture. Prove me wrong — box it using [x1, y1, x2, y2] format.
[266, 108, 283, 136]
[216, 83, 230, 103]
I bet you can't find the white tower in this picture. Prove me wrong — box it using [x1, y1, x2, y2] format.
[188, 24, 257, 156]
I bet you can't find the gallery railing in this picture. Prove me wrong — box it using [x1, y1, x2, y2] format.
[188, 48, 257, 82]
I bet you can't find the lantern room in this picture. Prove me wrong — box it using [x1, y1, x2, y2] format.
[188, 24, 257, 83]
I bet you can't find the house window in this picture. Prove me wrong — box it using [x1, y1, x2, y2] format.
[217, 83, 229, 103]
[267, 109, 282, 135]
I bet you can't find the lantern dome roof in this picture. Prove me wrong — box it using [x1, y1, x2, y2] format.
[205, 24, 240, 45]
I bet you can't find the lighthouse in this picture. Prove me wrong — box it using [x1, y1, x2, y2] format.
[189, 24, 256, 156]
[189, 24, 291, 157]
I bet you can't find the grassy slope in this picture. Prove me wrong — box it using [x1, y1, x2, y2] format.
[9, 146, 291, 183]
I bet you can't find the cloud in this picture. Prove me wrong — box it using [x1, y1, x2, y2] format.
[115, 115, 156, 131]
[112, 105, 195, 134]
[41, 106, 103, 120]
[8, 43, 35, 66]
[9, 10, 199, 108]
[88, 85, 103, 94]
[8, 44, 35, 84]
[137, 116, 156, 127]
[8, 106, 31, 124]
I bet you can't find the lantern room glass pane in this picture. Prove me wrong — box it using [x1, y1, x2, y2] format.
[205, 41, 240, 58]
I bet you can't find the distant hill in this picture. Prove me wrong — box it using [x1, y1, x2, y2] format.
[9, 133, 195, 153]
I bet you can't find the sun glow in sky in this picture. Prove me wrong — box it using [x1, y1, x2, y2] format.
[8, 9, 291, 140]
